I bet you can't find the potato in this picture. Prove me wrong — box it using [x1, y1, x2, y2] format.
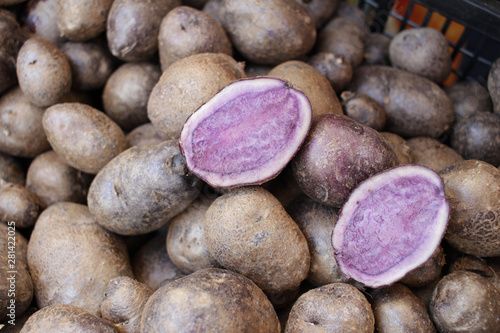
[140, 268, 280, 332]
[219, 0, 316, 65]
[294, 0, 339, 28]
[20, 304, 117, 333]
[101, 276, 153, 333]
[56, 0, 113, 42]
[26, 150, 93, 208]
[107, 0, 180, 62]
[147, 52, 245, 140]
[371, 283, 436, 333]
[439, 160, 500, 257]
[341, 91, 386, 131]
[379, 132, 413, 165]
[158, 6, 232, 71]
[364, 33, 391, 65]
[332, 1, 368, 31]
[400, 245, 446, 288]
[407, 136, 464, 172]
[0, 8, 26, 95]
[87, 140, 202, 236]
[0, 87, 51, 158]
[24, 0, 64, 45]
[16, 36, 72, 107]
[287, 194, 346, 286]
[292, 113, 397, 208]
[445, 80, 493, 121]
[0, 180, 41, 228]
[268, 60, 343, 118]
[27, 202, 133, 316]
[2, 307, 37, 333]
[126, 123, 163, 148]
[285, 283, 375, 332]
[102, 63, 161, 131]
[60, 39, 115, 91]
[0, 152, 26, 185]
[487, 57, 500, 115]
[42, 102, 127, 174]
[204, 187, 310, 302]
[307, 52, 353, 93]
[0, 257, 33, 324]
[349, 65, 455, 138]
[390, 27, 451, 83]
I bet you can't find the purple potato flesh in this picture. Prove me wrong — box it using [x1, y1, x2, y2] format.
[179, 77, 312, 188]
[332, 165, 449, 288]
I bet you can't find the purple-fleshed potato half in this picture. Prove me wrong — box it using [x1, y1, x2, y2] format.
[332, 165, 449, 288]
[179, 77, 312, 188]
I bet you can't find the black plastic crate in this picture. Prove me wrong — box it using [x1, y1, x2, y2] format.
[357, 0, 500, 85]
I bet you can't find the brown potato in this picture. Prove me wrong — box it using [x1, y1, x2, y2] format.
[294, 0, 339, 28]
[364, 33, 391, 65]
[445, 80, 493, 121]
[24, 0, 64, 45]
[125, 123, 163, 148]
[407, 136, 464, 172]
[0, 87, 51, 158]
[0, 257, 33, 324]
[26, 150, 93, 208]
[102, 63, 161, 131]
[16, 36, 72, 107]
[400, 245, 446, 288]
[27, 202, 133, 316]
[42, 102, 127, 174]
[0, 8, 26, 95]
[307, 52, 353, 93]
[0, 152, 26, 185]
[140, 268, 281, 332]
[341, 91, 386, 131]
[268, 60, 343, 118]
[379, 132, 413, 165]
[107, 0, 180, 62]
[147, 52, 245, 140]
[0, 180, 41, 228]
[332, 1, 368, 31]
[0, 222, 29, 273]
[56, 0, 113, 42]
[158, 6, 232, 71]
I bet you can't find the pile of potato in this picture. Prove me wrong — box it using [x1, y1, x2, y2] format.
[0, 0, 499, 332]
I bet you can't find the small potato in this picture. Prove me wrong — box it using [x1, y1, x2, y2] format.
[0, 87, 51, 158]
[333, 1, 368, 31]
[0, 8, 26, 95]
[20, 304, 117, 333]
[56, 0, 113, 42]
[26, 150, 93, 208]
[341, 91, 386, 131]
[445, 80, 493, 121]
[42, 103, 127, 174]
[389, 27, 451, 83]
[307, 52, 353, 93]
[158, 6, 232, 70]
[140, 268, 281, 332]
[379, 132, 413, 165]
[294, 0, 339, 28]
[27, 202, 133, 316]
[16, 36, 72, 107]
[400, 245, 446, 288]
[107, 0, 180, 62]
[126, 123, 164, 148]
[0, 180, 41, 228]
[364, 33, 391, 65]
[24, 0, 64, 45]
[103, 63, 161, 131]
[0, 152, 26, 185]
[407, 136, 464, 172]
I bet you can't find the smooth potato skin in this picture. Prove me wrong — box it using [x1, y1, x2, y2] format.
[42, 103, 127, 174]
[445, 80, 492, 122]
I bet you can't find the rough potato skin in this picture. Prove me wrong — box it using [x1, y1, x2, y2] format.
[0, 180, 41, 228]
[269, 60, 343, 119]
[371, 283, 436, 333]
[16, 36, 72, 107]
[407, 136, 464, 173]
[0, 222, 29, 271]
[204, 187, 310, 296]
[20, 304, 118, 333]
[87, 140, 202, 236]
[140, 268, 280, 333]
[430, 271, 500, 333]
[0, 8, 26, 95]
[439, 160, 500, 257]
[27, 202, 133, 316]
[400, 246, 446, 288]
[220, 0, 316, 65]
[445, 80, 493, 122]
[42, 103, 127, 174]
[487, 57, 500, 115]
[147, 52, 245, 140]
[349, 65, 455, 138]
[379, 132, 413, 165]
[285, 283, 375, 333]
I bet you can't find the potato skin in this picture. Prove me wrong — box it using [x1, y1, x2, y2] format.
[379, 132, 413, 165]
[24, 0, 64, 45]
[0, 258, 33, 323]
[294, 0, 339, 28]
[0, 180, 41, 228]
[308, 52, 353, 94]
[140, 268, 281, 333]
[42, 103, 127, 174]
[0, 152, 26, 185]
[0, 8, 26, 95]
[349, 65, 455, 138]
[27, 202, 133, 316]
[87, 140, 202, 236]
[407, 136, 464, 173]
[445, 80, 493, 122]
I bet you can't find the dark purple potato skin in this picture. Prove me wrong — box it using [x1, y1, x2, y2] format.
[292, 113, 397, 208]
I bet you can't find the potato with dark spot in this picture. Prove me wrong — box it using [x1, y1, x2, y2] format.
[285, 283, 375, 332]
[27, 202, 133, 316]
[294, 0, 339, 28]
[307, 52, 352, 93]
[268, 60, 343, 118]
[379, 132, 413, 165]
[445, 80, 493, 122]
[407, 136, 464, 172]
[0, 87, 51, 158]
[371, 283, 436, 333]
[158, 6, 232, 71]
[341, 91, 386, 131]
[140, 268, 280, 332]
[26, 150, 93, 208]
[439, 160, 500, 257]
[487, 57, 500, 115]
[0, 152, 26, 185]
[20, 304, 117, 333]
[400, 245, 446, 288]
[389, 27, 451, 83]
[0, 8, 26, 95]
[107, 0, 180, 62]
[0, 179, 41, 228]
[42, 102, 127, 174]
[16, 36, 72, 107]
[126, 123, 163, 148]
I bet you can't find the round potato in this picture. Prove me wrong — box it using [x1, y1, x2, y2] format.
[445, 80, 493, 121]
[0, 180, 41, 228]
[308, 52, 353, 94]
[341, 91, 386, 131]
[42, 102, 127, 174]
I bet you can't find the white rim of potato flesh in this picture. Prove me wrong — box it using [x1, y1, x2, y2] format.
[179, 77, 312, 188]
[332, 164, 450, 288]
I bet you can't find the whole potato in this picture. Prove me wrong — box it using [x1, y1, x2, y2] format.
[27, 202, 133, 316]
[24, 0, 64, 45]
[445, 80, 493, 121]
[341, 91, 386, 131]
[42, 102, 127, 174]
[16, 36, 72, 107]
[0, 8, 26, 95]
[0, 180, 41, 228]
[307, 52, 353, 93]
